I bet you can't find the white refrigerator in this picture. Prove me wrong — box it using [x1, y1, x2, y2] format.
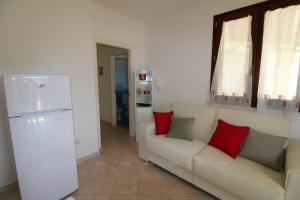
[3, 74, 78, 200]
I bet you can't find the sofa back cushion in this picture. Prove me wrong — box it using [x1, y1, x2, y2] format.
[239, 129, 287, 171]
[171, 103, 216, 142]
[214, 108, 290, 137]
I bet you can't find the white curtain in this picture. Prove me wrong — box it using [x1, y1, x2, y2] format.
[211, 16, 253, 106]
[257, 5, 300, 112]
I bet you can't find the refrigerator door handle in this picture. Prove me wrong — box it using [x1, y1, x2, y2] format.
[9, 108, 72, 119]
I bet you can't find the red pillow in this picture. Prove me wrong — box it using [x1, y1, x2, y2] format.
[153, 111, 174, 135]
[208, 120, 249, 158]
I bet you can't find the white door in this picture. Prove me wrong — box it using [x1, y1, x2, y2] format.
[4, 74, 72, 117]
[9, 110, 78, 200]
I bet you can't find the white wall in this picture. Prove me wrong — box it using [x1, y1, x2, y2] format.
[0, 0, 146, 187]
[0, 0, 100, 187]
[91, 3, 147, 136]
[146, 0, 300, 139]
[147, 0, 264, 111]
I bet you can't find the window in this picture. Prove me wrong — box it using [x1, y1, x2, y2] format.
[210, 0, 300, 111]
[211, 16, 252, 97]
[258, 5, 300, 100]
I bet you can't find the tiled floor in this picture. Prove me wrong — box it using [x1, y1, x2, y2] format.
[0, 121, 218, 200]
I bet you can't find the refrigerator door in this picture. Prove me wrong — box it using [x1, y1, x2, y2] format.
[4, 74, 72, 117]
[9, 110, 78, 200]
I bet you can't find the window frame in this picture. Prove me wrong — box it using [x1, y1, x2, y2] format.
[210, 0, 300, 109]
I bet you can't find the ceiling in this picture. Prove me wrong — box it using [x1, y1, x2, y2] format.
[92, 0, 199, 23]
[97, 44, 128, 55]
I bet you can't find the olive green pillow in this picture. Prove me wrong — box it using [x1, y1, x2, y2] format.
[166, 117, 194, 141]
[239, 129, 287, 171]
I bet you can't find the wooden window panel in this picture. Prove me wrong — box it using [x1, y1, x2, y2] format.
[210, 0, 300, 109]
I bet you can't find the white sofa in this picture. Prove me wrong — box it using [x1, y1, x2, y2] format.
[137, 103, 300, 200]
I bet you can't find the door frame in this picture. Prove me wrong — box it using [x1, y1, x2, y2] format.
[111, 54, 129, 128]
[95, 38, 134, 139]
[110, 55, 117, 126]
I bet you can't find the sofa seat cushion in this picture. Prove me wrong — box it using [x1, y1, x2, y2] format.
[193, 146, 284, 200]
[146, 135, 206, 171]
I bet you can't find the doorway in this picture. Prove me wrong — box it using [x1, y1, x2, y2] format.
[114, 54, 129, 128]
[96, 44, 130, 130]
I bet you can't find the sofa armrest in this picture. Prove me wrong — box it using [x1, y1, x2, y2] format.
[136, 121, 155, 142]
[284, 139, 300, 200]
[137, 121, 155, 161]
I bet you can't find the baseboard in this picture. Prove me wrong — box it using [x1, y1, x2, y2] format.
[76, 151, 100, 164]
[0, 181, 18, 193]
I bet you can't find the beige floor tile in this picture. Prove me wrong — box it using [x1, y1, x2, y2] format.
[76, 177, 95, 194]
[85, 194, 112, 200]
[137, 179, 162, 194]
[104, 156, 125, 167]
[162, 194, 189, 200]
[119, 155, 142, 167]
[101, 148, 123, 157]
[138, 163, 163, 180]
[97, 165, 119, 179]
[111, 194, 137, 200]
[160, 173, 184, 184]
[114, 179, 138, 195]
[78, 165, 100, 178]
[160, 181, 187, 194]
[81, 155, 106, 166]
[136, 194, 163, 200]
[89, 179, 116, 194]
[118, 166, 140, 179]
